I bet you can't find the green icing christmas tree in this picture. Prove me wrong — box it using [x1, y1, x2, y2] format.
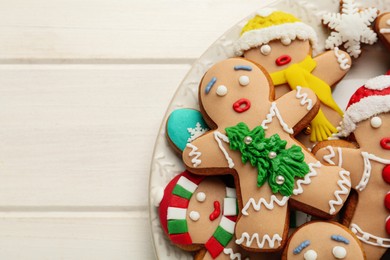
[225, 122, 309, 196]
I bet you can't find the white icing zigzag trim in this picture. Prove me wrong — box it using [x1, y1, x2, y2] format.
[333, 47, 351, 70]
[323, 146, 343, 167]
[235, 233, 282, 249]
[357, 152, 390, 191]
[329, 170, 351, 215]
[261, 102, 294, 135]
[295, 86, 313, 110]
[214, 131, 235, 168]
[186, 143, 202, 167]
[241, 196, 289, 216]
[223, 248, 243, 260]
[293, 161, 321, 195]
[351, 223, 390, 248]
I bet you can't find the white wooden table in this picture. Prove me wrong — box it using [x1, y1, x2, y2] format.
[0, 0, 276, 259]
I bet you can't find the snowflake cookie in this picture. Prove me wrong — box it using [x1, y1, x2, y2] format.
[322, 0, 378, 58]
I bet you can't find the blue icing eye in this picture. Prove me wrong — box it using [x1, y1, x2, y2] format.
[166, 109, 209, 151]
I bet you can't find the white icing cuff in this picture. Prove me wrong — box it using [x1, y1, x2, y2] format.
[235, 232, 282, 249]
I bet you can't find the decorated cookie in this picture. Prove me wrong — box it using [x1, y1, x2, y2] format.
[322, 0, 378, 58]
[158, 171, 238, 257]
[233, 9, 351, 143]
[283, 221, 366, 260]
[182, 57, 351, 252]
[375, 12, 390, 51]
[313, 73, 390, 259]
[167, 108, 209, 152]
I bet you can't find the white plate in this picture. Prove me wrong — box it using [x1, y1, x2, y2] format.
[149, 0, 390, 259]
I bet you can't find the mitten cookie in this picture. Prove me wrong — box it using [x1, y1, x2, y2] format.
[182, 57, 351, 252]
[313, 73, 390, 259]
[234, 9, 351, 143]
[282, 221, 366, 260]
[375, 12, 390, 51]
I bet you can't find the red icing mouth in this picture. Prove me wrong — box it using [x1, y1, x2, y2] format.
[233, 98, 251, 113]
[209, 201, 221, 221]
[381, 138, 390, 150]
[276, 55, 292, 66]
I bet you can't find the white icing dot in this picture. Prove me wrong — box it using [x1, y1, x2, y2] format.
[281, 37, 292, 45]
[239, 75, 250, 86]
[332, 246, 347, 259]
[189, 211, 200, 221]
[196, 192, 206, 202]
[304, 250, 317, 260]
[260, 44, 272, 55]
[216, 85, 228, 96]
[370, 116, 382, 128]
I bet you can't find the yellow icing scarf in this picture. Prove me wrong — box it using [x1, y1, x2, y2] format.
[271, 56, 343, 142]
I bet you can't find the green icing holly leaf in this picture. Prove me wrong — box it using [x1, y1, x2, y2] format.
[225, 122, 309, 197]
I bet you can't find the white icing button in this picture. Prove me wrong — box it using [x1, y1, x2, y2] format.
[370, 116, 382, 128]
[239, 75, 250, 86]
[281, 37, 292, 45]
[196, 192, 206, 202]
[260, 44, 272, 55]
[332, 246, 347, 259]
[216, 85, 228, 96]
[189, 211, 200, 221]
[304, 250, 317, 260]
[244, 136, 253, 145]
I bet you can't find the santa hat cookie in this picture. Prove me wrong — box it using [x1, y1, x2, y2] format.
[338, 71, 390, 137]
[233, 9, 318, 56]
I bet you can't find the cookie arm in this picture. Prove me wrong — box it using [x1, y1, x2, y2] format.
[313, 142, 364, 189]
[312, 49, 352, 86]
[182, 131, 234, 174]
[270, 87, 319, 134]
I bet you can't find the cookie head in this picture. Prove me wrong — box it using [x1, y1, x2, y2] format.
[284, 222, 365, 260]
[338, 74, 390, 155]
[199, 58, 273, 128]
[243, 39, 311, 73]
[234, 10, 317, 72]
[158, 171, 238, 249]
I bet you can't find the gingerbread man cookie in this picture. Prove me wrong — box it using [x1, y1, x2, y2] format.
[283, 221, 366, 260]
[375, 12, 390, 51]
[233, 10, 351, 143]
[313, 73, 390, 259]
[182, 58, 351, 252]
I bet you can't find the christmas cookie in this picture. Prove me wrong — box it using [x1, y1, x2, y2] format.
[233, 10, 351, 143]
[375, 12, 390, 51]
[182, 57, 351, 252]
[167, 108, 209, 153]
[158, 171, 238, 257]
[313, 73, 390, 259]
[322, 0, 378, 58]
[282, 221, 366, 260]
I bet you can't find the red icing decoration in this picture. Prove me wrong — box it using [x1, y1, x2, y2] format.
[233, 98, 251, 113]
[170, 233, 192, 245]
[205, 236, 224, 258]
[383, 165, 390, 184]
[275, 55, 292, 66]
[347, 86, 390, 109]
[209, 201, 221, 221]
[386, 218, 390, 235]
[171, 195, 190, 208]
[385, 193, 390, 210]
[381, 138, 390, 150]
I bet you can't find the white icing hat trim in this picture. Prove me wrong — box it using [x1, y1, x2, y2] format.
[255, 8, 277, 17]
[339, 95, 390, 137]
[365, 75, 390, 90]
[234, 22, 318, 56]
